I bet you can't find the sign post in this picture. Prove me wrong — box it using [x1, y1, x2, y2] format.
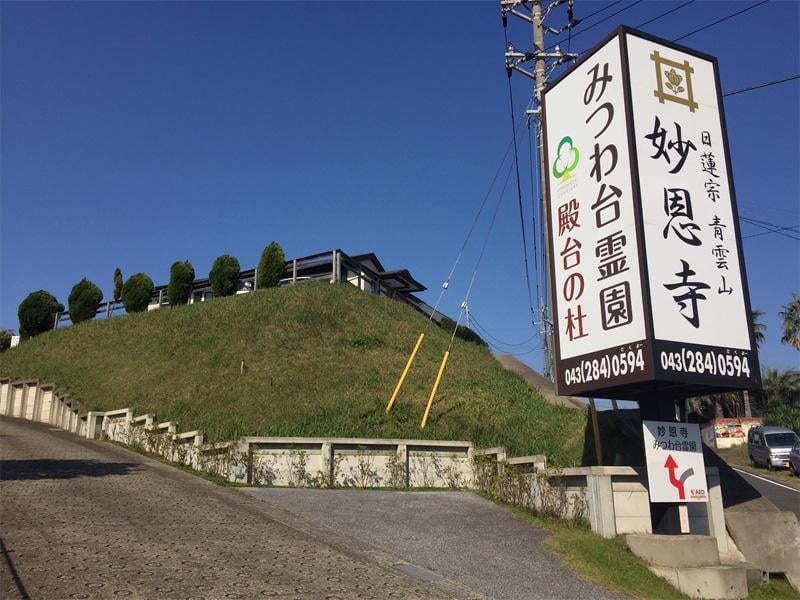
[541, 27, 760, 534]
[542, 27, 760, 401]
[643, 420, 708, 503]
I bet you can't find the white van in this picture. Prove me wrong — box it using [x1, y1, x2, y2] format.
[747, 425, 798, 470]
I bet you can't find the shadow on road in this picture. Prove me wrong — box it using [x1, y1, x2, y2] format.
[0, 459, 138, 481]
[1, 537, 30, 600]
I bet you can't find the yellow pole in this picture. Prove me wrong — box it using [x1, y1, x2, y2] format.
[420, 351, 450, 430]
[386, 332, 425, 413]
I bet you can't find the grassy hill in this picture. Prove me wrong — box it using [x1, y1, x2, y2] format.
[1, 282, 587, 465]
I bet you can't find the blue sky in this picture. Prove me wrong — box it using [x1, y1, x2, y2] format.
[2, 1, 798, 376]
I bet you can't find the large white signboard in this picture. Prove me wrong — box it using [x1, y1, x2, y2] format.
[643, 420, 708, 503]
[542, 27, 759, 399]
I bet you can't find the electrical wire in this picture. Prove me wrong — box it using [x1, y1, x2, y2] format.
[427, 117, 526, 323]
[673, 0, 770, 42]
[526, 118, 541, 314]
[580, 0, 625, 23]
[723, 74, 800, 97]
[739, 216, 800, 241]
[448, 159, 517, 351]
[505, 22, 538, 327]
[470, 314, 538, 348]
[635, 0, 696, 28]
[546, 0, 643, 50]
[743, 224, 800, 240]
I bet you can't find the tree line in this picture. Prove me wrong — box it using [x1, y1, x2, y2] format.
[3, 242, 286, 344]
[688, 296, 800, 434]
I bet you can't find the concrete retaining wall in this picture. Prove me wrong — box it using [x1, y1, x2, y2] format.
[553, 465, 728, 557]
[0, 376, 731, 557]
[0, 378, 476, 490]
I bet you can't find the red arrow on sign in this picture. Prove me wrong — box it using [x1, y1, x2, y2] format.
[664, 454, 686, 500]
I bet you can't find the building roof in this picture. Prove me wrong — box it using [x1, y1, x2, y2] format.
[378, 269, 426, 293]
[149, 250, 425, 296]
[350, 253, 386, 274]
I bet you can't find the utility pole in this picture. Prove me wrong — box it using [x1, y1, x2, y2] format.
[501, 0, 578, 381]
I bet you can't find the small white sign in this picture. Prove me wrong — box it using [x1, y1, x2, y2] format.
[643, 420, 708, 503]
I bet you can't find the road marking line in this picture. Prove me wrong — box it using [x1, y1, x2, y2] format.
[732, 467, 800, 493]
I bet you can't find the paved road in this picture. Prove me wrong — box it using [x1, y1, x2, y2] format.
[731, 467, 800, 518]
[244, 489, 621, 600]
[0, 416, 483, 600]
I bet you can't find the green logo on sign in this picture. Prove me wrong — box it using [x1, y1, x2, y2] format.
[553, 136, 580, 182]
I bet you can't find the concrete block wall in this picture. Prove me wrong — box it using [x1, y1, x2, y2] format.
[0, 375, 732, 565]
[0, 377, 88, 437]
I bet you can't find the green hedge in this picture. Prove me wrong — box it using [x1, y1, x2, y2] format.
[168, 261, 195, 306]
[210, 255, 240, 298]
[68, 278, 103, 324]
[257, 242, 285, 289]
[18, 290, 64, 339]
[122, 273, 154, 313]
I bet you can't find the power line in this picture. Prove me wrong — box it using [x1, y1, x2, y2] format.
[526, 119, 541, 312]
[741, 215, 799, 230]
[635, 0, 696, 28]
[547, 0, 643, 50]
[581, 0, 625, 23]
[505, 30, 537, 329]
[470, 314, 538, 349]
[743, 224, 800, 240]
[724, 74, 800, 97]
[740, 216, 800, 241]
[673, 0, 770, 42]
[427, 116, 525, 322]
[447, 159, 518, 351]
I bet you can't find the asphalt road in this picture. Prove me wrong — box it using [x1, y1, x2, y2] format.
[0, 416, 483, 600]
[244, 489, 622, 600]
[730, 467, 800, 518]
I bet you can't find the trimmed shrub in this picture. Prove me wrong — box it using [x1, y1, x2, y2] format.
[68, 278, 103, 324]
[257, 242, 286, 289]
[0, 329, 12, 352]
[209, 255, 240, 298]
[121, 273, 154, 313]
[168, 261, 195, 306]
[113, 267, 124, 302]
[18, 290, 64, 339]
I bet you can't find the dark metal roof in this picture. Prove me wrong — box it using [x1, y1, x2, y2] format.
[148, 251, 425, 296]
[349, 253, 386, 274]
[378, 269, 426, 293]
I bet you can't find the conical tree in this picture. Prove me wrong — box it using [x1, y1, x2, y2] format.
[113, 267, 124, 302]
[209, 255, 240, 297]
[168, 261, 195, 306]
[257, 242, 285, 289]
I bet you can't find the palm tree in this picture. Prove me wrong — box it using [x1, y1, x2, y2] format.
[760, 367, 800, 407]
[751, 309, 766, 351]
[780, 294, 800, 350]
[743, 310, 766, 417]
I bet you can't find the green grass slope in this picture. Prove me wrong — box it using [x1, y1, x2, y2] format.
[1, 283, 586, 464]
